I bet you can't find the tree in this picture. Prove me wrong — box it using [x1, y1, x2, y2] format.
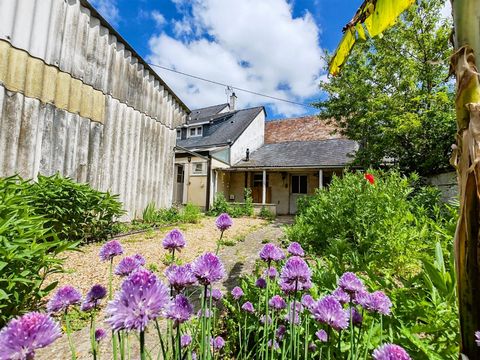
[328, 0, 480, 357]
[317, 0, 455, 176]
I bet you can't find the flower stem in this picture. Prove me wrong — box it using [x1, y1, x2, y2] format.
[64, 310, 77, 360]
[140, 330, 146, 360]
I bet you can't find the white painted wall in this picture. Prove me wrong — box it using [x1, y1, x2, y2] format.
[230, 111, 265, 165]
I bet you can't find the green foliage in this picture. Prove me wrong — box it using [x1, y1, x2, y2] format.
[316, 0, 455, 175]
[181, 203, 202, 224]
[259, 206, 276, 221]
[209, 189, 255, 218]
[30, 174, 124, 243]
[142, 203, 202, 226]
[0, 176, 77, 326]
[286, 170, 450, 277]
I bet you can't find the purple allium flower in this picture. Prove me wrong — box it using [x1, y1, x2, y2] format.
[215, 213, 233, 231]
[368, 291, 392, 316]
[162, 229, 186, 252]
[165, 295, 193, 325]
[280, 256, 311, 287]
[310, 295, 349, 331]
[99, 240, 124, 262]
[192, 253, 225, 285]
[81, 284, 107, 311]
[0, 312, 62, 359]
[264, 266, 278, 279]
[105, 268, 169, 332]
[231, 286, 244, 300]
[372, 344, 411, 360]
[267, 340, 280, 350]
[338, 272, 365, 295]
[308, 342, 317, 351]
[211, 336, 225, 350]
[353, 290, 371, 308]
[95, 328, 106, 342]
[192, 352, 197, 360]
[241, 302, 255, 314]
[259, 243, 285, 262]
[208, 288, 223, 301]
[115, 255, 145, 277]
[165, 264, 197, 292]
[476, 331, 480, 346]
[301, 294, 315, 310]
[287, 242, 305, 257]
[260, 315, 272, 325]
[181, 334, 192, 348]
[280, 278, 312, 295]
[276, 325, 287, 340]
[134, 254, 146, 266]
[315, 329, 328, 342]
[255, 277, 267, 289]
[348, 307, 363, 326]
[47, 286, 82, 313]
[269, 295, 287, 310]
[332, 287, 350, 305]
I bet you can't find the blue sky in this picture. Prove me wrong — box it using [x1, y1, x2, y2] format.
[88, 0, 365, 119]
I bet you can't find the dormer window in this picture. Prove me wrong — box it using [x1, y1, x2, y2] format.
[176, 130, 181, 139]
[189, 126, 203, 137]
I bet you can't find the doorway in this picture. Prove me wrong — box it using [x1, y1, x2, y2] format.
[289, 174, 307, 214]
[174, 164, 185, 204]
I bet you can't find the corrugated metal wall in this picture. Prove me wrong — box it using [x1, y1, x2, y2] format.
[0, 0, 189, 218]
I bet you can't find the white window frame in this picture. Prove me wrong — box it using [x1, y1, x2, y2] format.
[192, 162, 206, 175]
[188, 126, 203, 138]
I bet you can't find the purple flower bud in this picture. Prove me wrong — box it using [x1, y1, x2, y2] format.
[348, 307, 363, 326]
[287, 242, 305, 257]
[81, 284, 107, 311]
[267, 339, 280, 350]
[162, 229, 186, 252]
[115, 255, 145, 276]
[260, 315, 272, 325]
[208, 288, 223, 301]
[372, 344, 411, 360]
[255, 277, 267, 289]
[165, 295, 193, 325]
[231, 286, 244, 300]
[95, 328, 107, 342]
[165, 264, 197, 292]
[181, 334, 192, 348]
[338, 272, 365, 295]
[211, 336, 225, 350]
[264, 266, 278, 279]
[99, 240, 123, 262]
[315, 329, 328, 342]
[308, 342, 317, 351]
[241, 301, 255, 314]
[215, 213, 233, 231]
[269, 295, 287, 310]
[192, 253, 225, 285]
[476, 331, 480, 346]
[310, 295, 349, 331]
[276, 325, 286, 340]
[0, 312, 61, 359]
[47, 286, 82, 313]
[259, 243, 285, 262]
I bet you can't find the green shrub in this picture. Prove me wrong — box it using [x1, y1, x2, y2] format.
[142, 202, 158, 224]
[0, 176, 76, 326]
[30, 174, 124, 243]
[259, 206, 275, 221]
[209, 189, 255, 218]
[210, 192, 231, 215]
[181, 203, 202, 224]
[243, 188, 254, 216]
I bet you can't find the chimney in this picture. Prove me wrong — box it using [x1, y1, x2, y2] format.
[229, 92, 237, 111]
[245, 148, 250, 161]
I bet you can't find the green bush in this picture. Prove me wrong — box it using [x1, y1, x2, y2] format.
[209, 189, 255, 218]
[30, 174, 124, 243]
[181, 203, 202, 224]
[0, 176, 77, 326]
[209, 193, 231, 215]
[259, 206, 275, 221]
[286, 170, 449, 276]
[142, 203, 202, 225]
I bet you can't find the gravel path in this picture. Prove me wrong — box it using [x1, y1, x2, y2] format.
[36, 216, 292, 360]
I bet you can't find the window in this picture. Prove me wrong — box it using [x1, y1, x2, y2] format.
[291, 175, 307, 194]
[253, 173, 269, 187]
[192, 162, 205, 175]
[176, 130, 181, 139]
[189, 126, 203, 137]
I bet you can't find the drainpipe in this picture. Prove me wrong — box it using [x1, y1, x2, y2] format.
[205, 155, 212, 211]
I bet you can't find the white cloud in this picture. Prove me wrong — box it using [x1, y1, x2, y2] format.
[151, 10, 166, 28]
[440, 1, 452, 19]
[90, 0, 120, 26]
[147, 0, 324, 116]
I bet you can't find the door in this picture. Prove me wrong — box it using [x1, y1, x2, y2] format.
[251, 173, 271, 203]
[174, 164, 184, 204]
[289, 174, 308, 214]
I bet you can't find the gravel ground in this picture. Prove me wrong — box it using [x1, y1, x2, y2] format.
[35, 216, 292, 360]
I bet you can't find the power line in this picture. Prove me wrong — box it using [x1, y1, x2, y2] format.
[147, 62, 317, 109]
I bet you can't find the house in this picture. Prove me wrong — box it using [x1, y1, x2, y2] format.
[175, 103, 358, 214]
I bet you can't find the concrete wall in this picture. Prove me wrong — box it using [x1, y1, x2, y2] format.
[0, 0, 189, 218]
[230, 111, 265, 164]
[426, 171, 458, 203]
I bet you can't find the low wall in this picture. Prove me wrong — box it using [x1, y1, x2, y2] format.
[426, 172, 458, 203]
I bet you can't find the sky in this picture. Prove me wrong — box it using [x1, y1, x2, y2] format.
[88, 0, 451, 119]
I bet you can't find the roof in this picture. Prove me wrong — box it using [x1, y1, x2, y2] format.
[233, 139, 358, 169]
[178, 107, 265, 149]
[189, 104, 230, 124]
[265, 116, 342, 144]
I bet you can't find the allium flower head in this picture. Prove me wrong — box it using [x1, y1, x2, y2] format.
[47, 286, 82, 313]
[181, 334, 192, 348]
[231, 286, 244, 300]
[115, 255, 145, 276]
[280, 278, 312, 295]
[264, 266, 278, 279]
[95, 328, 106, 342]
[276, 325, 286, 340]
[99, 240, 124, 262]
[353, 290, 370, 308]
[165, 264, 196, 292]
[208, 288, 223, 301]
[476, 331, 480, 346]
[332, 287, 350, 305]
[255, 277, 267, 289]
[0, 312, 61, 360]
[301, 294, 315, 309]
[81, 284, 107, 311]
[349, 307, 363, 326]
[310, 295, 349, 331]
[269, 295, 287, 310]
[287, 242, 305, 257]
[164, 294, 193, 325]
[338, 272, 365, 295]
[105, 268, 169, 332]
[259, 243, 285, 262]
[368, 291, 392, 316]
[308, 343, 317, 351]
[315, 329, 328, 342]
[215, 213, 233, 231]
[280, 256, 312, 287]
[241, 301, 255, 313]
[192, 253, 225, 285]
[372, 344, 411, 360]
[211, 336, 225, 350]
[162, 229, 186, 251]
